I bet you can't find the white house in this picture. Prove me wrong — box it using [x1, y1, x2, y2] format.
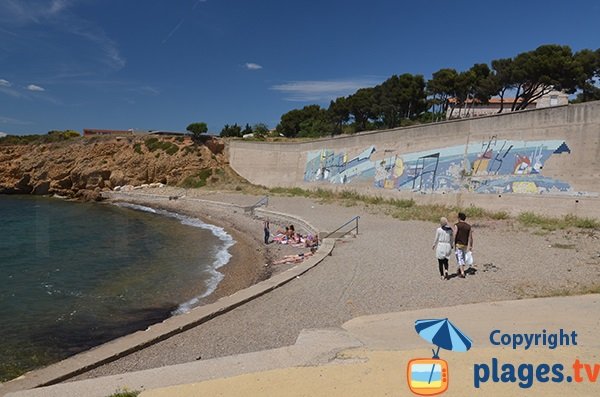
[446, 90, 569, 120]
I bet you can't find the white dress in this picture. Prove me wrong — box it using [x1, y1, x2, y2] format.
[433, 227, 453, 260]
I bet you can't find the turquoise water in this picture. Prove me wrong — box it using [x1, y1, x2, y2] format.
[0, 196, 233, 381]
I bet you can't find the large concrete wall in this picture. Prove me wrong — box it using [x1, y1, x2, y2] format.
[230, 101, 600, 218]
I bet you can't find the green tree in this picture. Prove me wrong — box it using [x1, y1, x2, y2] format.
[220, 123, 242, 137]
[374, 74, 427, 128]
[489, 58, 514, 113]
[328, 97, 350, 135]
[276, 105, 331, 137]
[253, 123, 270, 138]
[242, 123, 253, 136]
[347, 88, 376, 132]
[427, 68, 458, 119]
[572, 48, 600, 103]
[510, 45, 578, 111]
[186, 122, 208, 141]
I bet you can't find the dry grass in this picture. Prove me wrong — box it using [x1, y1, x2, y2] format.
[516, 284, 600, 299]
[198, 182, 599, 231]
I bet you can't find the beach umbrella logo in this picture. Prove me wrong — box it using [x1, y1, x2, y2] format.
[407, 318, 473, 396]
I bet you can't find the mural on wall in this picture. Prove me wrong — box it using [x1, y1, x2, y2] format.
[303, 138, 573, 194]
[304, 146, 377, 185]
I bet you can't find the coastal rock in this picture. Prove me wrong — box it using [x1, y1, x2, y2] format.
[205, 138, 225, 155]
[109, 170, 126, 187]
[32, 181, 50, 195]
[50, 176, 73, 191]
[15, 174, 33, 193]
[0, 135, 240, 201]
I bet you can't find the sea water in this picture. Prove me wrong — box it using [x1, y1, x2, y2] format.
[0, 195, 233, 381]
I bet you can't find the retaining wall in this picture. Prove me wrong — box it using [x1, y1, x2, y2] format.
[230, 101, 600, 218]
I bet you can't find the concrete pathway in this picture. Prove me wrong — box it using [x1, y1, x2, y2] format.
[7, 294, 599, 397]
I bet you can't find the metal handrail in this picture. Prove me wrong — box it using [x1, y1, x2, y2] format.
[251, 195, 268, 209]
[323, 216, 360, 239]
[245, 195, 269, 214]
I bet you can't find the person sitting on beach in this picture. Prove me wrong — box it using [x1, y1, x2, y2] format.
[305, 234, 319, 248]
[272, 251, 314, 265]
[292, 232, 302, 244]
[272, 227, 289, 244]
[285, 225, 295, 238]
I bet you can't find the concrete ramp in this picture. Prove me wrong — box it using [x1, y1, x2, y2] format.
[7, 294, 599, 397]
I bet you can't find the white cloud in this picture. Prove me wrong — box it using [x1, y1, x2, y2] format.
[129, 85, 160, 96]
[271, 79, 379, 102]
[67, 22, 126, 70]
[0, 0, 71, 24]
[0, 115, 32, 125]
[27, 84, 45, 92]
[245, 63, 263, 70]
[193, 0, 208, 9]
[162, 18, 185, 44]
[0, 79, 11, 87]
[162, 0, 208, 44]
[0, 0, 125, 71]
[0, 85, 24, 98]
[49, 0, 72, 15]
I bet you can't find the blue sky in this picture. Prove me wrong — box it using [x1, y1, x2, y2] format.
[1, 0, 599, 135]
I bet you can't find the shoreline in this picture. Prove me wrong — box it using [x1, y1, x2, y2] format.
[0, 193, 333, 394]
[104, 194, 310, 310]
[106, 198, 272, 310]
[0, 194, 271, 384]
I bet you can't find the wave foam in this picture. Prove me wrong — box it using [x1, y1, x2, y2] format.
[114, 202, 157, 214]
[112, 202, 236, 315]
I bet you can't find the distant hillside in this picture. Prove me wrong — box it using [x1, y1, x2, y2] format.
[0, 135, 241, 201]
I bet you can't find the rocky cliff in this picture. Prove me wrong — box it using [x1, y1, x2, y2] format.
[0, 135, 233, 201]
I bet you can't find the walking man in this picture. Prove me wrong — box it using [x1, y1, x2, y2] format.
[453, 212, 473, 278]
[263, 218, 270, 244]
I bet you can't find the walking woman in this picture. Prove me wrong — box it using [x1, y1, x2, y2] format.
[432, 217, 453, 280]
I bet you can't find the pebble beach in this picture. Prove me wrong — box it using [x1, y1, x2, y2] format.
[70, 189, 600, 381]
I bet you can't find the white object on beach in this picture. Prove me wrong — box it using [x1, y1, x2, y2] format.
[465, 251, 474, 267]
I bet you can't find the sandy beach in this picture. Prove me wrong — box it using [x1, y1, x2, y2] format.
[62, 189, 600, 382]
[103, 192, 315, 309]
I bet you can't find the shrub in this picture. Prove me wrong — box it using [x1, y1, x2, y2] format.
[518, 212, 600, 230]
[489, 211, 510, 220]
[145, 137, 160, 151]
[106, 388, 140, 397]
[164, 143, 179, 155]
[144, 138, 179, 155]
[180, 168, 212, 188]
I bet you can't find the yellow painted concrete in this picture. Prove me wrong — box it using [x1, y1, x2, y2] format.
[141, 346, 599, 397]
